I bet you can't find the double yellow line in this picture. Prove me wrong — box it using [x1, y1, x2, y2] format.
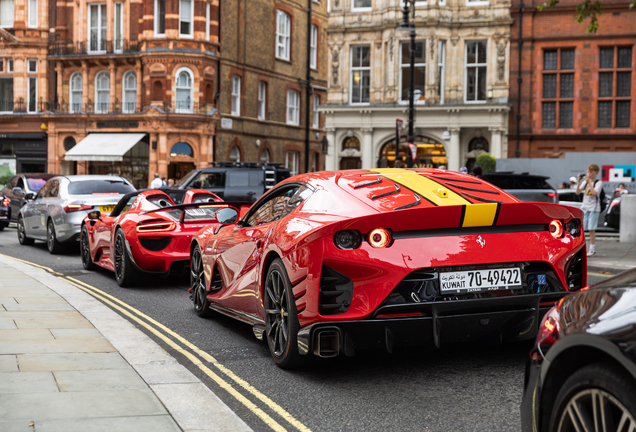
[4, 254, 311, 432]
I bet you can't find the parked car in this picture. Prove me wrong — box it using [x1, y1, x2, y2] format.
[173, 162, 290, 203]
[605, 195, 621, 229]
[481, 172, 558, 203]
[81, 189, 228, 287]
[0, 195, 9, 230]
[521, 267, 636, 432]
[557, 188, 607, 229]
[1, 173, 56, 222]
[18, 175, 136, 253]
[189, 167, 586, 368]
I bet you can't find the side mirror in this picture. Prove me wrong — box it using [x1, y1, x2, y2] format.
[87, 210, 102, 220]
[215, 207, 239, 225]
[24, 193, 35, 200]
[13, 187, 24, 195]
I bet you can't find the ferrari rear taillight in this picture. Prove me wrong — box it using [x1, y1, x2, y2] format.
[333, 230, 361, 250]
[536, 306, 561, 350]
[136, 221, 176, 233]
[566, 219, 581, 237]
[549, 220, 564, 239]
[64, 204, 93, 213]
[368, 228, 393, 248]
[2, 197, 9, 206]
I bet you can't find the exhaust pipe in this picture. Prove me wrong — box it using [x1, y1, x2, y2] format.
[313, 329, 340, 358]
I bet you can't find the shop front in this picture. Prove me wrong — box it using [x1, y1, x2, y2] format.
[0, 133, 48, 173]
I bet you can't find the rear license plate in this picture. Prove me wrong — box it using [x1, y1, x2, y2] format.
[100, 206, 114, 213]
[439, 268, 522, 295]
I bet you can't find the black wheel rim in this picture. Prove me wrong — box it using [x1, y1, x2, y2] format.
[81, 227, 91, 266]
[18, 219, 26, 242]
[190, 249, 207, 312]
[47, 222, 55, 251]
[114, 234, 124, 281]
[265, 269, 289, 357]
[557, 388, 636, 432]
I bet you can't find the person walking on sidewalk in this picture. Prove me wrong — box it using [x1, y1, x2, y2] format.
[576, 164, 603, 256]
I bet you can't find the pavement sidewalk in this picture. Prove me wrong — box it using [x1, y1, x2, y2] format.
[0, 254, 252, 432]
[585, 236, 636, 271]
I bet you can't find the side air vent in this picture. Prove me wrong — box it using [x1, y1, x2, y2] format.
[565, 250, 584, 291]
[139, 237, 172, 251]
[319, 266, 353, 315]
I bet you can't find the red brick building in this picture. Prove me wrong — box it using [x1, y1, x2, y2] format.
[508, 0, 636, 158]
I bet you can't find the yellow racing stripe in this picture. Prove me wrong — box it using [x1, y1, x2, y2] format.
[462, 203, 498, 227]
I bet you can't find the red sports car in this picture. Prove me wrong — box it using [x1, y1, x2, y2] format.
[81, 189, 231, 287]
[189, 168, 586, 368]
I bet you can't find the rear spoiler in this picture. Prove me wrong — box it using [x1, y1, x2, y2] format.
[141, 202, 235, 224]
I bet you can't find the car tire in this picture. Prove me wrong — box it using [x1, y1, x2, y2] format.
[113, 228, 140, 287]
[80, 225, 97, 271]
[549, 361, 636, 432]
[264, 258, 305, 369]
[17, 216, 34, 245]
[47, 220, 65, 254]
[190, 244, 213, 318]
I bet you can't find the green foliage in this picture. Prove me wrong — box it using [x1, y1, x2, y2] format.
[475, 153, 496, 173]
[0, 175, 10, 187]
[537, 0, 636, 33]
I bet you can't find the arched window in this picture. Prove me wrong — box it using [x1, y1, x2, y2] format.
[169, 142, 193, 157]
[342, 136, 360, 151]
[70, 72, 83, 113]
[230, 146, 241, 162]
[64, 136, 76, 151]
[123, 71, 137, 113]
[95, 71, 110, 113]
[175, 68, 193, 113]
[260, 148, 270, 163]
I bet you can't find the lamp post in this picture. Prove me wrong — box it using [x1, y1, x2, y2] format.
[400, 0, 416, 168]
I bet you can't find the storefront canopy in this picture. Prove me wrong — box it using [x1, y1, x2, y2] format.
[64, 133, 146, 162]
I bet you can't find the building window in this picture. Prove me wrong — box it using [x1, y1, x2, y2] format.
[313, 95, 320, 128]
[438, 40, 446, 103]
[466, 0, 488, 5]
[155, 0, 165, 35]
[598, 46, 632, 128]
[276, 10, 291, 61]
[400, 40, 426, 103]
[465, 40, 487, 102]
[88, 4, 107, 52]
[27, 59, 37, 73]
[230, 145, 241, 162]
[95, 71, 110, 113]
[287, 89, 300, 125]
[541, 48, 575, 129]
[114, 3, 123, 52]
[310, 24, 318, 69]
[70, 72, 82, 113]
[352, 0, 372, 10]
[286, 151, 299, 176]
[6, 58, 12, 72]
[260, 148, 270, 163]
[28, 0, 37, 27]
[258, 81, 267, 120]
[179, 0, 193, 37]
[1, 0, 14, 27]
[231, 75, 241, 116]
[205, 2, 210, 40]
[175, 68, 193, 113]
[0, 76, 13, 112]
[351, 45, 370, 104]
[123, 71, 136, 113]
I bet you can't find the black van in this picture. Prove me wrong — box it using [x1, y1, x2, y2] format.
[172, 162, 290, 202]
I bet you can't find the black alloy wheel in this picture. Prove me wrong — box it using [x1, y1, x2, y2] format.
[114, 229, 140, 287]
[550, 362, 636, 432]
[264, 259, 304, 369]
[190, 245, 212, 317]
[47, 220, 64, 254]
[17, 217, 34, 245]
[80, 225, 97, 270]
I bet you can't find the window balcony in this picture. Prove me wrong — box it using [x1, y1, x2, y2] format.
[48, 39, 141, 57]
[29, 99, 217, 115]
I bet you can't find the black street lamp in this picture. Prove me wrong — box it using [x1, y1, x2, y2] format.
[400, 0, 416, 168]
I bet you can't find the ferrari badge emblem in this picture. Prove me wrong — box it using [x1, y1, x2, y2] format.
[476, 236, 485, 248]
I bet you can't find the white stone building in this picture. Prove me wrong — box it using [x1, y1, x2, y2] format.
[321, 0, 512, 171]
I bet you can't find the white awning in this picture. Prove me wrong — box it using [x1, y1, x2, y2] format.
[64, 133, 146, 162]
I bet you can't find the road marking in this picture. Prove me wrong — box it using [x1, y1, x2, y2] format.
[0, 253, 312, 432]
[588, 271, 615, 278]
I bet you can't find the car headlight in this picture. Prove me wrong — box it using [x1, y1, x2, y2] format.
[333, 230, 362, 250]
[566, 219, 581, 237]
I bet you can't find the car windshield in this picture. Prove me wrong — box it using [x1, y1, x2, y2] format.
[26, 178, 48, 191]
[176, 169, 199, 187]
[68, 179, 136, 195]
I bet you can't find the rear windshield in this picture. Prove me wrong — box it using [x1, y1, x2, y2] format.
[68, 179, 135, 195]
[26, 178, 47, 191]
[483, 175, 552, 190]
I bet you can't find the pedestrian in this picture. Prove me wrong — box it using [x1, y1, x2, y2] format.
[161, 177, 168, 187]
[471, 166, 483, 178]
[613, 183, 628, 198]
[150, 173, 163, 189]
[460, 167, 468, 174]
[576, 164, 603, 256]
[569, 176, 577, 189]
[167, 179, 175, 186]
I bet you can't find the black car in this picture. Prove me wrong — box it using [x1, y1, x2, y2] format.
[0, 195, 9, 230]
[481, 172, 558, 203]
[173, 162, 290, 202]
[521, 268, 636, 432]
[1, 173, 56, 222]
